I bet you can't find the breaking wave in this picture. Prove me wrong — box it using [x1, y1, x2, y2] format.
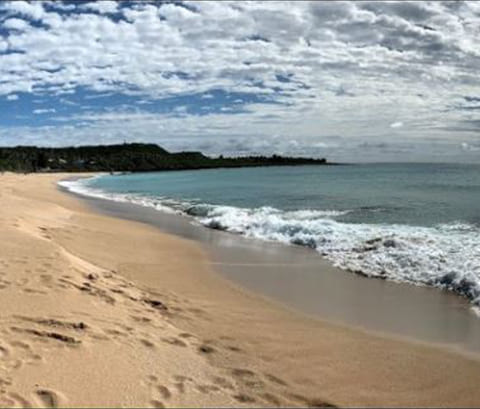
[59, 177, 480, 307]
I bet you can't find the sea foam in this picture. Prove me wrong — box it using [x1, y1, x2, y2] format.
[59, 177, 480, 307]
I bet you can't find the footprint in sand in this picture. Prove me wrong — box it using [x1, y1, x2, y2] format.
[0, 279, 11, 290]
[196, 384, 220, 394]
[156, 385, 171, 400]
[231, 368, 256, 378]
[233, 393, 257, 404]
[161, 337, 187, 347]
[231, 368, 267, 389]
[225, 345, 243, 353]
[11, 326, 82, 346]
[197, 344, 215, 355]
[145, 376, 173, 406]
[173, 382, 185, 394]
[172, 375, 193, 394]
[264, 372, 289, 386]
[0, 376, 12, 388]
[10, 340, 31, 351]
[105, 328, 128, 337]
[23, 288, 48, 295]
[286, 392, 337, 408]
[140, 339, 156, 348]
[261, 392, 282, 406]
[35, 389, 63, 408]
[0, 344, 10, 359]
[130, 315, 152, 324]
[211, 376, 235, 391]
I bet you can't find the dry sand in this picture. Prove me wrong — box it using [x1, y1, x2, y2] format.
[0, 172, 480, 408]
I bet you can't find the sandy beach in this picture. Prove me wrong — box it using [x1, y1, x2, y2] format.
[1, 172, 480, 408]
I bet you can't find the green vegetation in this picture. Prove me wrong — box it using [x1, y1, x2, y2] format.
[0, 143, 328, 173]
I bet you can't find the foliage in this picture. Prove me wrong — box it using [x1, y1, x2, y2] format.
[0, 143, 328, 173]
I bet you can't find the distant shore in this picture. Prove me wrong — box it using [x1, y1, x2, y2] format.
[1, 172, 480, 407]
[0, 143, 333, 173]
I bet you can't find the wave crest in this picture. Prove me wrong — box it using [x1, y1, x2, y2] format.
[59, 177, 480, 306]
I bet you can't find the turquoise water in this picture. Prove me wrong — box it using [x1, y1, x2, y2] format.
[80, 163, 480, 227]
[61, 163, 480, 306]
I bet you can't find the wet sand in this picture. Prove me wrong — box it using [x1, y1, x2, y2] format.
[1, 172, 480, 408]
[75, 186, 480, 356]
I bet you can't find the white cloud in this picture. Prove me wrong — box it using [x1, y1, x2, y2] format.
[33, 108, 56, 114]
[6, 94, 18, 101]
[1, 1, 44, 20]
[43, 2, 76, 12]
[3, 17, 30, 31]
[1, 0, 477, 102]
[0, 1, 478, 161]
[80, 1, 118, 14]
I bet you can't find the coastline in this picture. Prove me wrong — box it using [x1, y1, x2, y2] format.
[1, 172, 480, 407]
[63, 173, 480, 356]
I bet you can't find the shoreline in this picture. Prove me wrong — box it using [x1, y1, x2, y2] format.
[1, 172, 480, 407]
[61, 174, 480, 357]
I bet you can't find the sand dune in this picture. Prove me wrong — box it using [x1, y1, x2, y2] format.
[0, 172, 480, 408]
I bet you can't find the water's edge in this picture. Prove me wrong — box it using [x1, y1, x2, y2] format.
[58, 176, 480, 357]
[59, 174, 480, 309]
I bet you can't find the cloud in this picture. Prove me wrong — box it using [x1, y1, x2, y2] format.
[3, 17, 30, 31]
[6, 94, 18, 101]
[1, 0, 477, 100]
[0, 1, 478, 162]
[1, 1, 45, 20]
[79, 1, 118, 14]
[33, 108, 56, 114]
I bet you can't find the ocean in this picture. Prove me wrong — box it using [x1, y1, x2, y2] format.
[60, 163, 480, 308]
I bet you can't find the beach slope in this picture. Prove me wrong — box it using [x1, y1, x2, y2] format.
[0, 173, 480, 408]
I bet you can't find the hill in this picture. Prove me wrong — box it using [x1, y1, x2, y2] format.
[0, 143, 329, 173]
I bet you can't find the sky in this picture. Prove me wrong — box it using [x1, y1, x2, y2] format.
[0, 0, 479, 163]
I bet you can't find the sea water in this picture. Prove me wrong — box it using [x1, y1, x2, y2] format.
[60, 163, 480, 307]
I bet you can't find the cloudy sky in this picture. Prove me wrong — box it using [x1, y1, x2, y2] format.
[0, 0, 479, 162]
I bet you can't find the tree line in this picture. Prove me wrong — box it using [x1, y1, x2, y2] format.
[0, 143, 329, 173]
